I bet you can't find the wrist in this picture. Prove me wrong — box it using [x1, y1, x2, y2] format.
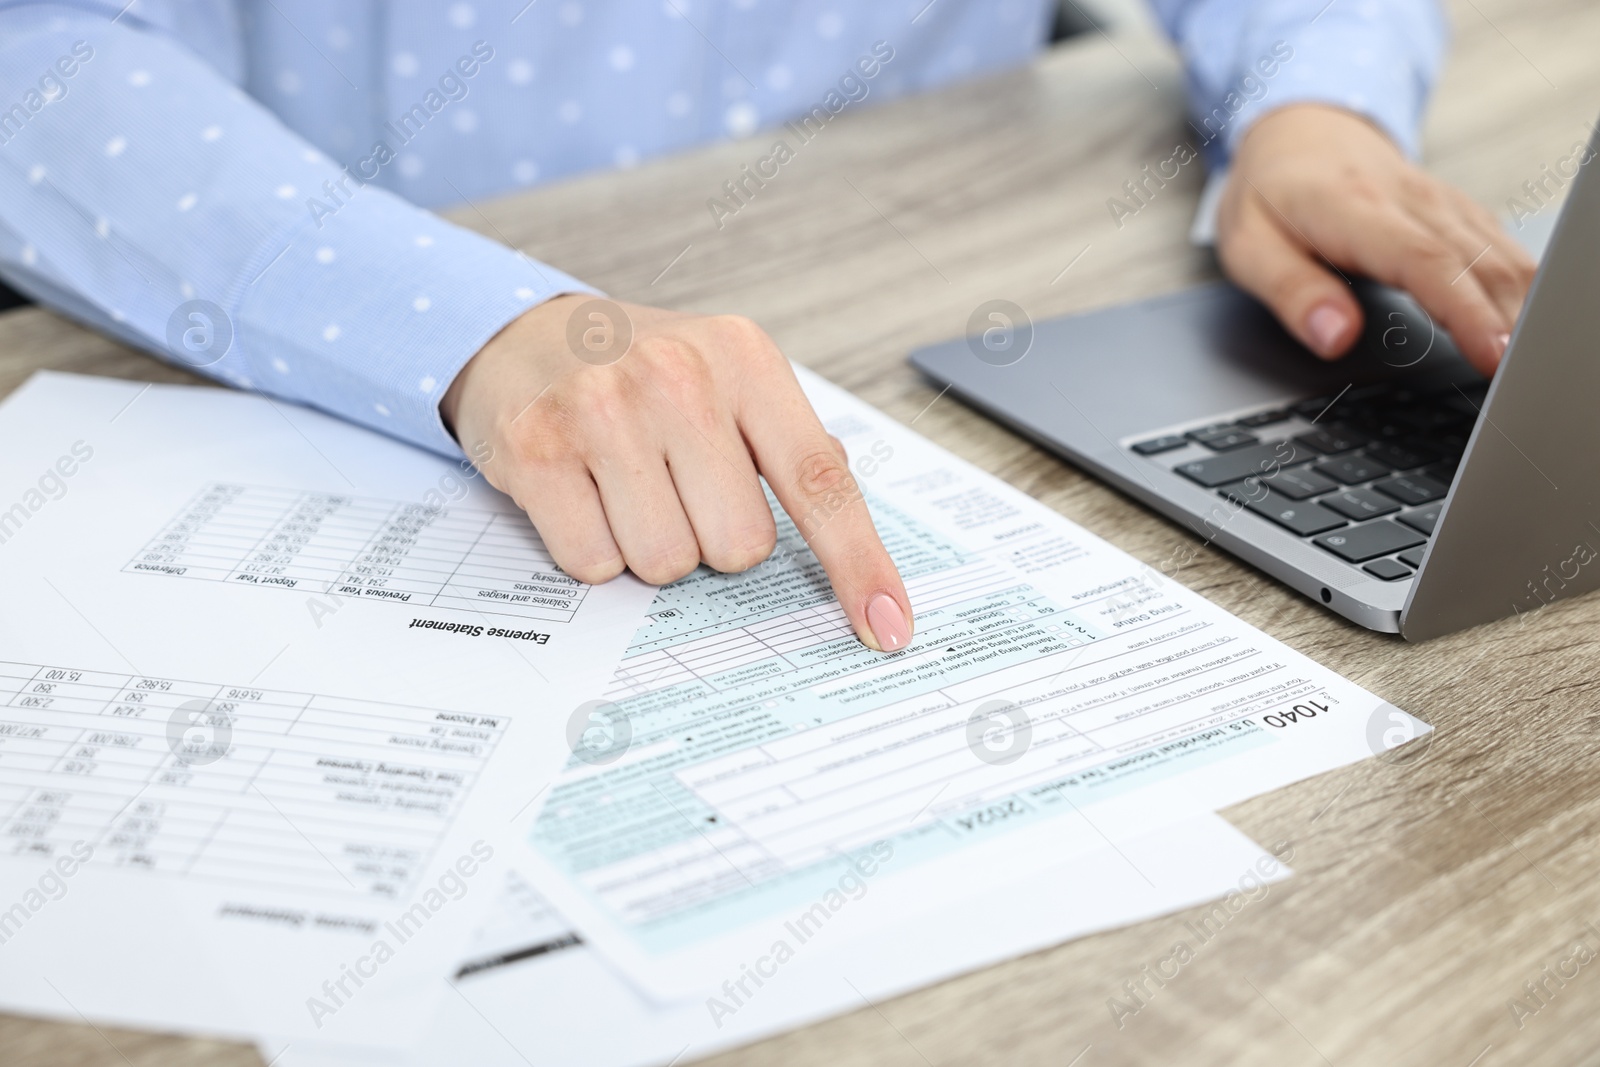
[1238, 102, 1400, 160]
[440, 293, 588, 439]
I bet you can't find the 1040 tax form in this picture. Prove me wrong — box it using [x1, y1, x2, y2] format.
[509, 368, 1430, 1000]
[269, 814, 1289, 1067]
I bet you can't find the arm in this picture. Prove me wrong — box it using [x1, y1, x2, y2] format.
[1151, 0, 1448, 163]
[0, 5, 587, 458]
[1152, 0, 1535, 374]
[0, 6, 913, 650]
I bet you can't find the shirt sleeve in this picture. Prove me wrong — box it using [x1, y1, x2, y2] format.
[1148, 0, 1450, 162]
[0, 5, 596, 459]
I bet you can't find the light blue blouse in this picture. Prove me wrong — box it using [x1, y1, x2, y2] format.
[0, 0, 1446, 456]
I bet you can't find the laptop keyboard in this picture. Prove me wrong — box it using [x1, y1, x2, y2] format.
[1130, 381, 1486, 582]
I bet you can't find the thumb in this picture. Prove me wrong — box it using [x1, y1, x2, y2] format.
[1218, 201, 1363, 360]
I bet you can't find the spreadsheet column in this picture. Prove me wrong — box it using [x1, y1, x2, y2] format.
[431, 511, 589, 621]
[125, 483, 284, 581]
[225, 491, 394, 591]
[328, 503, 491, 605]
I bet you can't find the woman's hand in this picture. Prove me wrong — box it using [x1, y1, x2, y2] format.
[441, 295, 915, 652]
[1217, 103, 1537, 376]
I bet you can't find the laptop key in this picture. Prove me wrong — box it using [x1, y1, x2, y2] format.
[1402, 407, 1470, 431]
[1372, 473, 1449, 506]
[1184, 423, 1233, 439]
[1192, 429, 1260, 452]
[1397, 504, 1443, 536]
[1261, 466, 1339, 500]
[1363, 440, 1440, 470]
[1314, 453, 1394, 485]
[1351, 414, 1411, 440]
[1132, 434, 1188, 455]
[1217, 481, 1261, 507]
[1399, 547, 1426, 568]
[1240, 490, 1347, 536]
[1292, 395, 1338, 419]
[1219, 469, 1335, 505]
[1420, 465, 1459, 492]
[1293, 424, 1370, 455]
[1364, 558, 1413, 581]
[1313, 520, 1427, 563]
[1236, 409, 1290, 428]
[1324, 488, 1402, 521]
[1172, 441, 1309, 488]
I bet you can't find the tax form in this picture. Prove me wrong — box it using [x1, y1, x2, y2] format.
[267, 812, 1287, 1067]
[0, 373, 656, 1049]
[510, 367, 1429, 999]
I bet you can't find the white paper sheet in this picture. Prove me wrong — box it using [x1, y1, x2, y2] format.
[265, 812, 1287, 1067]
[0, 373, 657, 1049]
[503, 367, 1428, 999]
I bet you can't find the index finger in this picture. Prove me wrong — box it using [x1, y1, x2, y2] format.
[736, 352, 914, 653]
[1320, 207, 1513, 375]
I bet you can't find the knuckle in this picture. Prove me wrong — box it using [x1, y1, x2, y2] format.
[630, 540, 701, 585]
[1402, 233, 1455, 271]
[1475, 253, 1520, 290]
[793, 446, 855, 502]
[1512, 254, 1539, 287]
[562, 550, 626, 585]
[565, 371, 632, 432]
[638, 337, 713, 404]
[1400, 169, 1443, 206]
[637, 335, 699, 372]
[705, 524, 777, 574]
[1462, 196, 1501, 232]
[536, 516, 627, 585]
[715, 315, 785, 371]
[1343, 174, 1388, 209]
[711, 313, 772, 349]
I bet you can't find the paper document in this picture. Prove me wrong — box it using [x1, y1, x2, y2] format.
[452, 868, 581, 979]
[268, 812, 1287, 1067]
[126, 482, 596, 623]
[510, 367, 1428, 998]
[0, 373, 656, 1049]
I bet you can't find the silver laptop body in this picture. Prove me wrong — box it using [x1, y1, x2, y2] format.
[909, 130, 1599, 640]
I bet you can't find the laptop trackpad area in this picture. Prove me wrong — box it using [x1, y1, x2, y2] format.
[911, 280, 1478, 444]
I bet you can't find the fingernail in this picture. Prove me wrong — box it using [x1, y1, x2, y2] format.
[866, 593, 912, 652]
[1306, 303, 1349, 358]
[1492, 332, 1511, 360]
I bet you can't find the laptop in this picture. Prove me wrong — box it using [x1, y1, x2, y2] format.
[909, 132, 1599, 640]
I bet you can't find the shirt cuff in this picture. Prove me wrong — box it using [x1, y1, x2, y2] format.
[1182, 4, 1448, 165]
[232, 185, 597, 459]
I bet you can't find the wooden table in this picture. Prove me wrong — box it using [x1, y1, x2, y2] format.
[6, 1, 1600, 1063]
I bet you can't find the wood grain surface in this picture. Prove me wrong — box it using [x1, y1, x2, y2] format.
[4, 1, 1599, 1064]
